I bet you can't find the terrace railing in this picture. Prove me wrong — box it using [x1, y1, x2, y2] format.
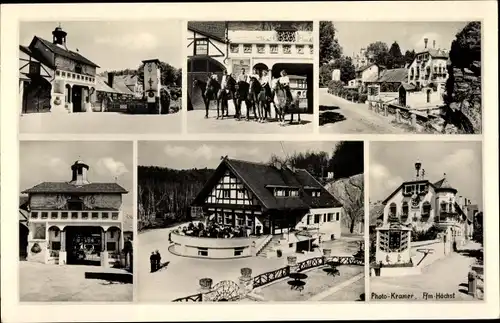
[296, 256, 325, 272]
[172, 293, 203, 302]
[253, 266, 290, 288]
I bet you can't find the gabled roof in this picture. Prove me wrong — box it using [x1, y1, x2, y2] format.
[382, 177, 458, 205]
[192, 158, 342, 211]
[356, 63, 377, 73]
[22, 182, 128, 194]
[32, 36, 100, 68]
[400, 82, 417, 91]
[115, 75, 139, 87]
[433, 177, 457, 193]
[416, 48, 448, 59]
[111, 77, 135, 95]
[96, 76, 118, 93]
[375, 68, 408, 83]
[188, 21, 226, 43]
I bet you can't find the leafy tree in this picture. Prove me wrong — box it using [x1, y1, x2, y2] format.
[449, 21, 481, 74]
[404, 49, 416, 66]
[319, 64, 334, 87]
[366, 41, 389, 67]
[320, 21, 342, 65]
[387, 41, 405, 69]
[329, 141, 364, 179]
[137, 61, 181, 87]
[332, 56, 356, 83]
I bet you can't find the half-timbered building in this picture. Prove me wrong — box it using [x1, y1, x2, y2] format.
[191, 157, 343, 254]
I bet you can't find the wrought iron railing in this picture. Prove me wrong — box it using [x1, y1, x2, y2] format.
[172, 293, 203, 302]
[253, 266, 290, 288]
[296, 256, 325, 272]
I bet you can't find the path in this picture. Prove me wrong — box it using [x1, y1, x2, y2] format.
[318, 88, 407, 134]
[370, 241, 482, 301]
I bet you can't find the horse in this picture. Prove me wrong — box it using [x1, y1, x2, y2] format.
[272, 79, 301, 125]
[216, 74, 237, 119]
[193, 76, 221, 118]
[234, 80, 252, 121]
[249, 77, 271, 122]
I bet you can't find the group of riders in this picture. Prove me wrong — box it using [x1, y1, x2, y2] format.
[199, 67, 299, 122]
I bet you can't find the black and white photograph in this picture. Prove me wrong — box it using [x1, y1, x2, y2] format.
[187, 21, 314, 133]
[19, 141, 133, 302]
[19, 21, 182, 134]
[137, 141, 365, 302]
[369, 141, 484, 301]
[319, 21, 482, 134]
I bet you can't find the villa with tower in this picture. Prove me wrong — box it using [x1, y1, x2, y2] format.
[19, 160, 128, 267]
[373, 161, 474, 274]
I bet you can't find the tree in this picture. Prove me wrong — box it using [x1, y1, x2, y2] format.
[319, 21, 342, 65]
[332, 56, 356, 83]
[387, 41, 405, 69]
[404, 49, 416, 66]
[366, 41, 389, 67]
[327, 174, 364, 234]
[319, 64, 334, 87]
[449, 21, 481, 74]
[137, 61, 180, 87]
[329, 141, 364, 179]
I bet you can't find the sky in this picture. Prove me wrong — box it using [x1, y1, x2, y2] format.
[19, 141, 133, 217]
[331, 21, 472, 57]
[20, 20, 183, 71]
[139, 141, 341, 170]
[370, 141, 483, 209]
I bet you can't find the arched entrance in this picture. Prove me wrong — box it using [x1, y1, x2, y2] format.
[272, 63, 313, 113]
[187, 57, 226, 111]
[65, 226, 103, 265]
[252, 63, 269, 77]
[19, 223, 29, 260]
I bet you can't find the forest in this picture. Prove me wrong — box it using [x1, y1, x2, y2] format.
[138, 141, 364, 232]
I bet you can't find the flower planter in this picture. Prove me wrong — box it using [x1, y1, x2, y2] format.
[241, 267, 252, 278]
[323, 248, 331, 257]
[199, 278, 213, 290]
[287, 255, 297, 266]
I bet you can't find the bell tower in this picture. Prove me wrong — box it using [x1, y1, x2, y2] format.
[69, 160, 90, 186]
[52, 24, 67, 48]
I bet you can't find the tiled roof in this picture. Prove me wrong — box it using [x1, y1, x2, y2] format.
[417, 48, 448, 59]
[400, 82, 416, 91]
[115, 75, 139, 87]
[193, 158, 342, 211]
[375, 68, 408, 83]
[34, 36, 100, 68]
[433, 177, 457, 191]
[96, 76, 118, 93]
[22, 182, 128, 194]
[111, 77, 135, 95]
[188, 21, 226, 42]
[356, 63, 376, 72]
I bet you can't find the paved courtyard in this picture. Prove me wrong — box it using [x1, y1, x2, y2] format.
[19, 111, 182, 134]
[137, 226, 359, 302]
[187, 101, 313, 134]
[19, 261, 133, 302]
[370, 241, 483, 302]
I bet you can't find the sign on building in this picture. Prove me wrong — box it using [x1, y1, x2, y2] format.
[142, 59, 161, 103]
[231, 59, 251, 76]
[331, 69, 341, 81]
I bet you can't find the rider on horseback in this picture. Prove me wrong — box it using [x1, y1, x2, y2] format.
[261, 69, 272, 99]
[279, 70, 293, 105]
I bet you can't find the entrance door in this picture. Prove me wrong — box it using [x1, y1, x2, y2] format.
[65, 226, 102, 265]
[72, 86, 83, 112]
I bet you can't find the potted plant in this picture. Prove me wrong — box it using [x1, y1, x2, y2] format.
[241, 268, 252, 278]
[199, 278, 213, 290]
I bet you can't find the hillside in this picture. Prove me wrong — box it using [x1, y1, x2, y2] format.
[325, 173, 364, 234]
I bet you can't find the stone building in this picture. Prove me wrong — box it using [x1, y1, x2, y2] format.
[20, 160, 128, 267]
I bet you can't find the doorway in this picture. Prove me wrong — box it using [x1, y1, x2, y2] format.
[65, 226, 102, 265]
[72, 86, 83, 112]
[19, 224, 29, 260]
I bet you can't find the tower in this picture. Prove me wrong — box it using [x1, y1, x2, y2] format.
[415, 161, 422, 180]
[52, 25, 67, 48]
[69, 160, 90, 186]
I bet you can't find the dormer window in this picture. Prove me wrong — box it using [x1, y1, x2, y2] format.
[275, 189, 285, 197]
[311, 191, 321, 197]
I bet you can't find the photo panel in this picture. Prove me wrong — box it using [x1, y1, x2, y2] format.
[19, 20, 183, 134]
[368, 141, 483, 301]
[186, 21, 314, 134]
[19, 141, 134, 302]
[319, 21, 482, 135]
[137, 140, 365, 302]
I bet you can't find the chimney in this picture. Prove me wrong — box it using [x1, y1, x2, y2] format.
[433, 40, 436, 49]
[108, 73, 114, 88]
[424, 38, 428, 49]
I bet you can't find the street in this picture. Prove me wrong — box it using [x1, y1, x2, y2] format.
[318, 88, 408, 134]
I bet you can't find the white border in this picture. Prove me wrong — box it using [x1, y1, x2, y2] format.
[1, 1, 499, 322]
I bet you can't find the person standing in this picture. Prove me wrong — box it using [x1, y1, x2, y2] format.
[155, 250, 162, 270]
[150, 251, 156, 273]
[237, 68, 247, 83]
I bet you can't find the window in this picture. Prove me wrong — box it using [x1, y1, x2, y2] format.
[112, 212, 119, 220]
[290, 190, 299, 197]
[237, 189, 245, 199]
[323, 214, 327, 222]
[306, 214, 311, 225]
[222, 189, 230, 198]
[275, 189, 285, 197]
[314, 214, 320, 224]
[247, 217, 253, 227]
[195, 39, 208, 55]
[216, 213, 222, 223]
[234, 247, 244, 256]
[50, 212, 58, 219]
[110, 230, 115, 239]
[198, 248, 208, 256]
[283, 45, 291, 54]
[102, 212, 109, 219]
[31, 212, 38, 219]
[61, 212, 68, 219]
[106, 242, 117, 251]
[289, 243, 293, 248]
[440, 201, 447, 212]
[327, 213, 333, 221]
[297, 79, 307, 89]
[236, 215, 244, 226]
[29, 62, 41, 75]
[51, 242, 61, 251]
[422, 202, 431, 218]
[389, 203, 397, 216]
[41, 212, 48, 219]
[404, 185, 413, 194]
[296, 45, 304, 54]
[401, 202, 409, 222]
[419, 184, 427, 193]
[243, 44, 252, 53]
[75, 65, 82, 74]
[33, 223, 46, 239]
[81, 212, 89, 219]
[91, 212, 99, 219]
[230, 44, 239, 53]
[270, 45, 278, 54]
[336, 212, 340, 221]
[224, 213, 232, 225]
[71, 212, 78, 219]
[257, 45, 265, 54]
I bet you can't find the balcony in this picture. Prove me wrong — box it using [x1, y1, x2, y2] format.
[55, 69, 96, 85]
[228, 30, 313, 45]
[30, 210, 121, 222]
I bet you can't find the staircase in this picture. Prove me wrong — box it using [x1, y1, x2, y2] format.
[257, 235, 282, 258]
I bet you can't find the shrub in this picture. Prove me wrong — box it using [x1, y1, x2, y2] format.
[358, 93, 368, 103]
[31, 243, 41, 254]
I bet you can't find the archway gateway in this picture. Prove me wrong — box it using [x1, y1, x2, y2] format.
[65, 226, 103, 266]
